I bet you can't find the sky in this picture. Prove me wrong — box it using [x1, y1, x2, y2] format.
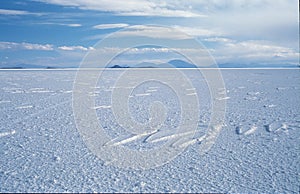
[0, 0, 299, 68]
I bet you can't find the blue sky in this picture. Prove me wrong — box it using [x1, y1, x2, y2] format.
[0, 0, 299, 68]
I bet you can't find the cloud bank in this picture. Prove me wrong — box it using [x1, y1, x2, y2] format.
[36, 0, 205, 17]
[0, 42, 54, 51]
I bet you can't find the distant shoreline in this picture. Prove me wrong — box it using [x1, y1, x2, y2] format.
[0, 67, 299, 71]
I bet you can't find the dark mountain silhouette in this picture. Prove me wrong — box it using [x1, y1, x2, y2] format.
[0, 63, 57, 69]
[134, 62, 158, 68]
[168, 59, 198, 68]
[109, 59, 198, 68]
[110, 65, 129, 68]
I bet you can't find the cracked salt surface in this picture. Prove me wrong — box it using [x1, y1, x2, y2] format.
[0, 69, 299, 193]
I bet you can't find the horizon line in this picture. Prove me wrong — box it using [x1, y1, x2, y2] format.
[0, 67, 299, 71]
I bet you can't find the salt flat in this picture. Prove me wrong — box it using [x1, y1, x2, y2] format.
[0, 69, 299, 192]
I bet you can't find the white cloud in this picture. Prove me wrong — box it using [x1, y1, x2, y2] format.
[72, 46, 209, 54]
[94, 25, 224, 40]
[212, 40, 299, 64]
[58, 45, 94, 51]
[0, 42, 53, 51]
[205, 0, 298, 44]
[0, 9, 42, 16]
[38, 22, 82, 27]
[0, 42, 95, 52]
[126, 47, 212, 54]
[87, 25, 225, 41]
[66, 23, 82, 27]
[172, 26, 224, 37]
[223, 41, 295, 55]
[57, 46, 172, 54]
[93, 23, 129, 29]
[203, 37, 233, 43]
[111, 25, 191, 40]
[128, 47, 171, 53]
[35, 0, 298, 50]
[36, 0, 205, 17]
[0, 9, 31, 15]
[118, 9, 203, 18]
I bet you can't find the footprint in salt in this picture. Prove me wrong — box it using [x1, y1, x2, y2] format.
[264, 121, 288, 133]
[235, 125, 257, 136]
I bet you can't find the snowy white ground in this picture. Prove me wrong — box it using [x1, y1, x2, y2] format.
[0, 69, 299, 193]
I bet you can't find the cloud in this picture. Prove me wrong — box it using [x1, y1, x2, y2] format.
[92, 25, 225, 40]
[222, 41, 296, 56]
[35, 0, 298, 48]
[172, 26, 224, 37]
[0, 42, 53, 51]
[0, 42, 95, 52]
[36, 0, 205, 17]
[58, 45, 94, 51]
[203, 37, 233, 43]
[0, 9, 31, 15]
[38, 22, 82, 27]
[91, 24, 225, 40]
[93, 23, 129, 29]
[205, 0, 298, 44]
[91, 47, 177, 54]
[211, 40, 299, 65]
[65, 23, 82, 27]
[69, 46, 210, 54]
[0, 9, 42, 16]
[110, 25, 191, 40]
[118, 9, 203, 17]
[88, 25, 192, 40]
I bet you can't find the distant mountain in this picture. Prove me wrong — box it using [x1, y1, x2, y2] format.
[109, 59, 198, 68]
[110, 65, 129, 68]
[0, 63, 57, 69]
[109, 62, 158, 68]
[136, 59, 198, 68]
[134, 62, 159, 68]
[168, 59, 198, 68]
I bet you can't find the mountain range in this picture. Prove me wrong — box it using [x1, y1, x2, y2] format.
[0, 63, 57, 69]
[110, 59, 197, 68]
[1, 60, 298, 69]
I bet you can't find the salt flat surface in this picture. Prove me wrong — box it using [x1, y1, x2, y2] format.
[0, 69, 299, 192]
